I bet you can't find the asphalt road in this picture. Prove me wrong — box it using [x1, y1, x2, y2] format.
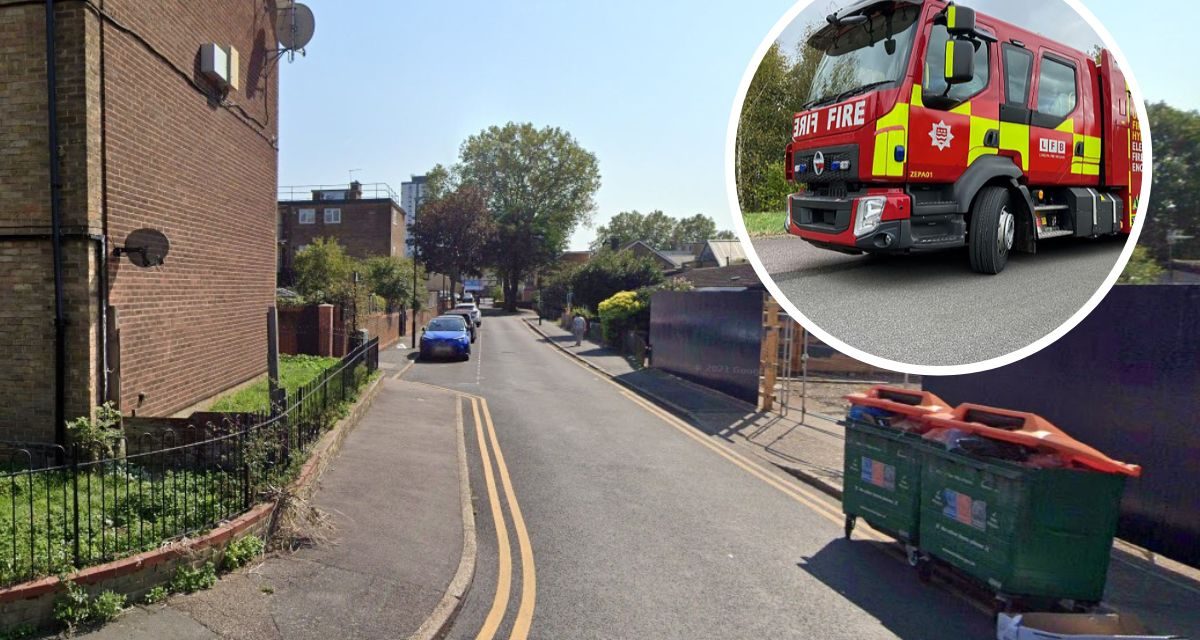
[750, 234, 1127, 367]
[405, 313, 995, 639]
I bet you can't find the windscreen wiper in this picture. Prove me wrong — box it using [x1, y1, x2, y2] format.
[803, 80, 893, 111]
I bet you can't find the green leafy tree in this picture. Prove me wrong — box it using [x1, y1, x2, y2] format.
[1141, 102, 1200, 263]
[457, 122, 601, 311]
[591, 210, 677, 251]
[713, 229, 737, 240]
[570, 250, 664, 311]
[363, 255, 420, 309]
[1118, 244, 1165, 284]
[670, 214, 719, 246]
[292, 238, 356, 304]
[423, 163, 458, 203]
[736, 32, 822, 214]
[409, 185, 496, 295]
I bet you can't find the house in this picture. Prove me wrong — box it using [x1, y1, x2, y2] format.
[0, 1, 279, 443]
[676, 263, 765, 291]
[694, 239, 748, 268]
[622, 241, 696, 274]
[277, 182, 408, 286]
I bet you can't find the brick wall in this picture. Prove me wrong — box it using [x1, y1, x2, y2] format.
[100, 0, 278, 419]
[0, 0, 278, 441]
[278, 199, 406, 281]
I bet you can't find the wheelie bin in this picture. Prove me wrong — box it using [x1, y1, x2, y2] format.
[841, 387, 948, 552]
[916, 404, 1141, 606]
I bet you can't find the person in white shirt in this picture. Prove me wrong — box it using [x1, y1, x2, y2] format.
[572, 314, 587, 347]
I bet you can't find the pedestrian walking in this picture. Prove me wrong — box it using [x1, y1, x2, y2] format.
[572, 313, 587, 347]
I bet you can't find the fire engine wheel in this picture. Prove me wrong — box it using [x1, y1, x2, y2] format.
[968, 186, 1014, 275]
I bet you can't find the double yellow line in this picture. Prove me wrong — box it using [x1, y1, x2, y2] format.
[468, 394, 537, 640]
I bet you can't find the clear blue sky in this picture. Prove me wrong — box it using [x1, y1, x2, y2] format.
[279, 1, 1197, 251]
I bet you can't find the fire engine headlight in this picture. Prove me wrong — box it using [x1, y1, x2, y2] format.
[854, 196, 887, 237]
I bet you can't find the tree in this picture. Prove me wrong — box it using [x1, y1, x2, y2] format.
[409, 185, 496, 295]
[714, 229, 737, 240]
[292, 238, 356, 304]
[735, 31, 823, 214]
[364, 255, 421, 309]
[457, 122, 601, 311]
[591, 210, 677, 251]
[670, 214, 718, 246]
[569, 250, 664, 311]
[423, 163, 458, 203]
[591, 211, 727, 251]
[1140, 102, 1200, 264]
[1118, 245, 1165, 285]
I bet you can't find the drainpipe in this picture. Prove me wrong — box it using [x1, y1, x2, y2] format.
[45, 0, 68, 447]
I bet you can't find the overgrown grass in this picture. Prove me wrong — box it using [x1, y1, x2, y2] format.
[209, 355, 339, 413]
[0, 466, 243, 585]
[741, 211, 787, 237]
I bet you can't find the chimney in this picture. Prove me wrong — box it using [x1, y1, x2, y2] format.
[349, 181, 362, 200]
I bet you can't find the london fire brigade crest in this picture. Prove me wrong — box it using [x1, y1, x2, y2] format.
[929, 120, 954, 151]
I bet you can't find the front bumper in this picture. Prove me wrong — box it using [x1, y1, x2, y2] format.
[420, 340, 470, 358]
[785, 190, 961, 253]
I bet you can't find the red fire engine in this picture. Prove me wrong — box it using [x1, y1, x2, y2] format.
[783, 0, 1143, 273]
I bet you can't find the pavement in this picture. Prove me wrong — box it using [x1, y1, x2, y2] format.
[76, 358, 468, 640]
[528, 316, 1200, 639]
[749, 233, 1127, 367]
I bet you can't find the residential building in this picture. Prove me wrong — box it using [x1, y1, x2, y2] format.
[622, 240, 697, 274]
[0, 0, 279, 443]
[400, 175, 427, 257]
[694, 239, 748, 268]
[277, 182, 407, 285]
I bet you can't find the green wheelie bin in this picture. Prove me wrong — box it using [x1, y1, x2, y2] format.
[916, 404, 1141, 606]
[842, 387, 948, 557]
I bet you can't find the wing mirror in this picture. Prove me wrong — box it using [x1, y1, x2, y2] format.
[943, 39, 975, 85]
[945, 5, 976, 34]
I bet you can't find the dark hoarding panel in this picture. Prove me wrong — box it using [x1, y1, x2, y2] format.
[650, 290, 763, 404]
[924, 286, 1200, 566]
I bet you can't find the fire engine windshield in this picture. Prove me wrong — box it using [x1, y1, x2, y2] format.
[805, 5, 920, 108]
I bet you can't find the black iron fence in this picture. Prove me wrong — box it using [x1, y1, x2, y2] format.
[0, 338, 379, 587]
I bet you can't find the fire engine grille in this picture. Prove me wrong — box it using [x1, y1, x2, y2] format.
[790, 195, 851, 234]
[791, 144, 859, 184]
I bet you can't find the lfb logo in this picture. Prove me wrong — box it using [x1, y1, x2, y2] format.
[929, 121, 954, 151]
[813, 151, 825, 176]
[1039, 138, 1067, 155]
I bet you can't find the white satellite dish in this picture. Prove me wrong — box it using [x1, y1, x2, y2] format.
[275, 2, 315, 51]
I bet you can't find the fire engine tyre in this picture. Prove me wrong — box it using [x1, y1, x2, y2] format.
[968, 186, 1015, 275]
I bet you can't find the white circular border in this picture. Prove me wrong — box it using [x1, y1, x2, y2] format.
[725, 0, 1154, 376]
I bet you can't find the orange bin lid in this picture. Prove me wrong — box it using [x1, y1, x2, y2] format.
[924, 404, 1142, 477]
[846, 386, 950, 420]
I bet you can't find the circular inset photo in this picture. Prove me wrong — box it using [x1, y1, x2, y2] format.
[727, 0, 1151, 374]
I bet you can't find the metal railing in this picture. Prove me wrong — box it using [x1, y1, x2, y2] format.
[0, 338, 379, 587]
[277, 182, 400, 204]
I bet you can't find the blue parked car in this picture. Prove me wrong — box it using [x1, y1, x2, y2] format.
[420, 315, 472, 361]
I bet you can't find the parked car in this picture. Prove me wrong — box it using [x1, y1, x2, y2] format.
[461, 293, 475, 304]
[444, 309, 477, 342]
[453, 302, 482, 326]
[420, 315, 472, 361]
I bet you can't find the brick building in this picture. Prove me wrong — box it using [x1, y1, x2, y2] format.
[0, 1, 279, 443]
[277, 182, 407, 285]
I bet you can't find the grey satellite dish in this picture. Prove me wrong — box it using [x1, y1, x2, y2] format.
[114, 228, 170, 267]
[276, 2, 315, 51]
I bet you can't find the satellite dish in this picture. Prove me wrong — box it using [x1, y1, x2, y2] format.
[115, 228, 170, 267]
[275, 2, 315, 51]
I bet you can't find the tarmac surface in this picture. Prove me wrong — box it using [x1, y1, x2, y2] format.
[412, 313, 994, 639]
[750, 233, 1127, 367]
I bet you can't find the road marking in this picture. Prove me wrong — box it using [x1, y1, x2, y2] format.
[400, 378, 538, 637]
[480, 397, 537, 639]
[471, 396, 513, 640]
[524, 321, 995, 616]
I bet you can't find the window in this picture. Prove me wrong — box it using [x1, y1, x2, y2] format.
[295, 244, 308, 255]
[1035, 56, 1077, 120]
[392, 211, 399, 225]
[324, 208, 341, 224]
[298, 208, 315, 224]
[922, 25, 990, 107]
[1002, 44, 1033, 106]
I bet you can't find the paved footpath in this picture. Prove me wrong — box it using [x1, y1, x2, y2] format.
[529, 317, 1200, 639]
[78, 372, 465, 640]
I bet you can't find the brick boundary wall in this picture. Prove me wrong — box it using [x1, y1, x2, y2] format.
[0, 374, 385, 631]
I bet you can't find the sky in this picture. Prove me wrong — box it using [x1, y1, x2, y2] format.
[278, 0, 1198, 251]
